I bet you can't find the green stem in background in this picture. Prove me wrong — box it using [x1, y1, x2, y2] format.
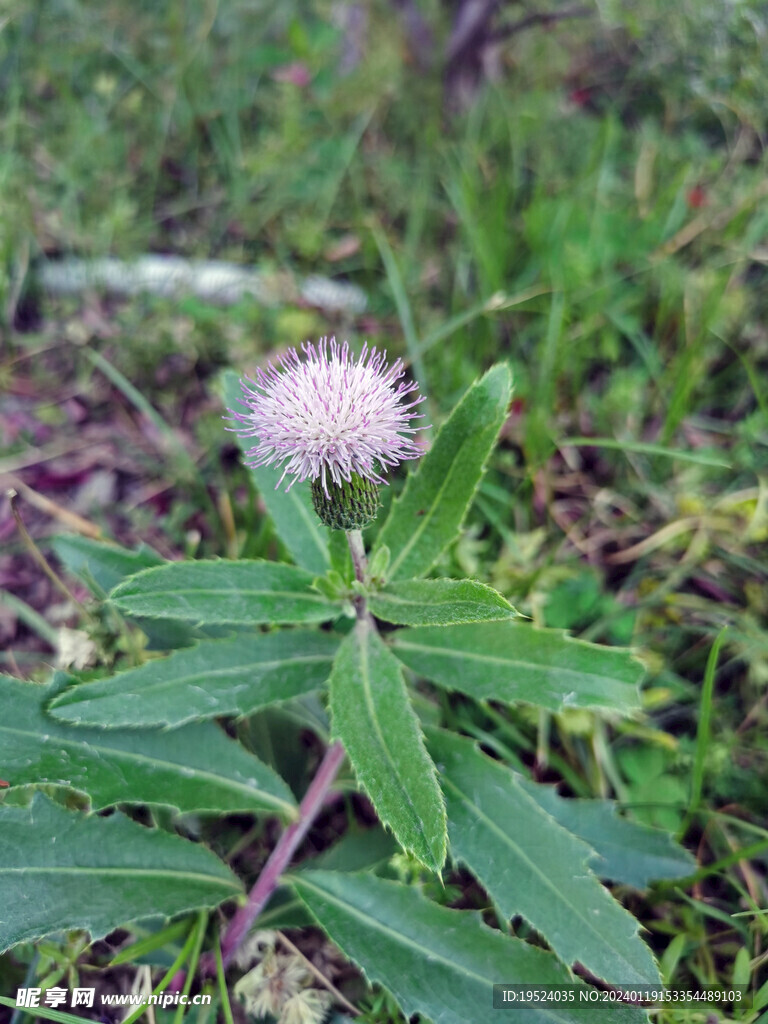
[679, 626, 728, 839]
[369, 218, 428, 394]
[130, 914, 204, 1022]
[172, 911, 208, 1024]
[215, 929, 236, 1024]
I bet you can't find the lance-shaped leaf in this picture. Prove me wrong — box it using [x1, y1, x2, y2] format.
[368, 578, 516, 627]
[110, 559, 338, 625]
[391, 621, 643, 713]
[428, 729, 661, 986]
[49, 631, 338, 729]
[219, 368, 331, 575]
[292, 871, 648, 1024]
[1, 676, 296, 818]
[51, 534, 202, 650]
[51, 534, 165, 595]
[373, 364, 512, 581]
[329, 619, 446, 872]
[0, 794, 242, 954]
[517, 778, 696, 888]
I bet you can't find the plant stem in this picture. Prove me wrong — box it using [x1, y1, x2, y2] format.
[217, 739, 347, 969]
[347, 528, 370, 620]
[347, 528, 367, 583]
[200, 531, 369, 976]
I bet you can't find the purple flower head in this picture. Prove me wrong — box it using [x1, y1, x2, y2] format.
[231, 337, 427, 495]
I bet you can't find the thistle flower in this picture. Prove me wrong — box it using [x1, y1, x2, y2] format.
[231, 337, 427, 529]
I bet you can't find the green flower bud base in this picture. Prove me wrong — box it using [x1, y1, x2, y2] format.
[311, 474, 380, 531]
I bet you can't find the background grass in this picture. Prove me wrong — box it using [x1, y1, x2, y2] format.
[2, 0, 768, 1019]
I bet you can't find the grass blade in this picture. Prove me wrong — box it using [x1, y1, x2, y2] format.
[370, 220, 427, 391]
[560, 436, 731, 469]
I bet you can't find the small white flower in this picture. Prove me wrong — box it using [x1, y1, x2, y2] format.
[56, 627, 98, 671]
[230, 336, 426, 496]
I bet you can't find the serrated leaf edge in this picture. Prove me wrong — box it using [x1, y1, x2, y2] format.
[331, 622, 447, 873]
[376, 364, 512, 580]
[292, 872, 503, 987]
[47, 631, 339, 727]
[429, 730, 662, 986]
[370, 577, 517, 626]
[290, 871, 628, 1024]
[109, 558, 335, 622]
[1, 679, 297, 817]
[391, 621, 646, 710]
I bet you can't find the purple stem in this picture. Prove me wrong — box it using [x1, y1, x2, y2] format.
[217, 739, 347, 969]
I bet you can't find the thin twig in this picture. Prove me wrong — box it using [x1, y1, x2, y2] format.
[3, 473, 104, 540]
[276, 931, 359, 1017]
[445, 0, 497, 63]
[8, 489, 96, 623]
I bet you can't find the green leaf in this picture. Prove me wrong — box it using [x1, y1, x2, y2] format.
[373, 364, 512, 581]
[292, 871, 648, 1024]
[559, 436, 731, 469]
[51, 534, 167, 594]
[369, 578, 516, 627]
[219, 368, 331, 574]
[0, 794, 241, 953]
[329, 619, 446, 872]
[391, 621, 643, 713]
[0, 676, 296, 817]
[306, 826, 398, 873]
[517, 779, 696, 887]
[108, 917, 190, 965]
[428, 729, 661, 986]
[48, 631, 338, 729]
[110, 559, 338, 625]
[51, 534, 199, 650]
[328, 529, 354, 580]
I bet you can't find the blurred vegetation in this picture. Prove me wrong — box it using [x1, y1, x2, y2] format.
[2, 0, 768, 1019]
